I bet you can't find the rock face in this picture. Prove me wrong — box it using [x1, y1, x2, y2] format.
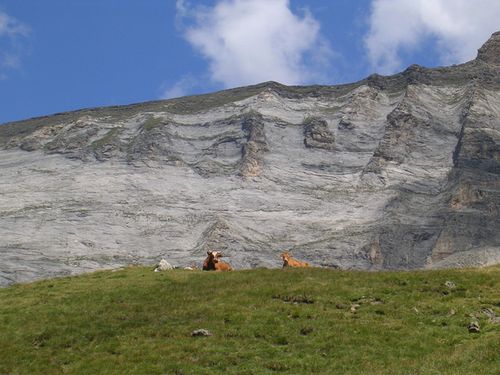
[1, 33, 500, 286]
[477, 31, 500, 66]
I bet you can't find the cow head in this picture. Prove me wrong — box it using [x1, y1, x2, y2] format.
[280, 252, 290, 262]
[207, 251, 222, 262]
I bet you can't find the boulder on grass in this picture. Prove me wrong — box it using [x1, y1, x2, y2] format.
[154, 259, 173, 272]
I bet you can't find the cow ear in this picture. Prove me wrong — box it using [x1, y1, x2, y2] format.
[207, 251, 211, 255]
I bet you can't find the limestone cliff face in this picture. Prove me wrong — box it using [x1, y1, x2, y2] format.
[1, 33, 500, 286]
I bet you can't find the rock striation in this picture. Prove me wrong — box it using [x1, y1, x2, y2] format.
[1, 33, 500, 286]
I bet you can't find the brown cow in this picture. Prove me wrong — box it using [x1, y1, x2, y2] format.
[202, 251, 219, 271]
[213, 254, 233, 271]
[202, 251, 232, 271]
[280, 251, 310, 268]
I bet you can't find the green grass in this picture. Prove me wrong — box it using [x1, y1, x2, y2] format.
[0, 266, 499, 374]
[141, 117, 164, 131]
[89, 127, 121, 149]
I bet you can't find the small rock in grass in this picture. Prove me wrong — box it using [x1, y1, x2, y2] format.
[467, 321, 480, 333]
[481, 307, 500, 323]
[444, 281, 456, 289]
[350, 304, 360, 313]
[191, 329, 212, 337]
[300, 327, 314, 336]
[154, 259, 173, 272]
[481, 307, 495, 319]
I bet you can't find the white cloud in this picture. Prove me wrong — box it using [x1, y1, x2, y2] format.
[365, 0, 500, 74]
[176, 0, 332, 87]
[1, 53, 20, 69]
[0, 10, 29, 38]
[0, 10, 30, 78]
[160, 75, 197, 99]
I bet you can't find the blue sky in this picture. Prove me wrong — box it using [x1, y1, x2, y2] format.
[0, 0, 499, 124]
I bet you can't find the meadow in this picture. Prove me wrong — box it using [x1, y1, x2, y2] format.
[0, 265, 499, 374]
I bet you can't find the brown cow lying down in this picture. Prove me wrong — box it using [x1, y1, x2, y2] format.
[203, 251, 233, 271]
[281, 251, 310, 268]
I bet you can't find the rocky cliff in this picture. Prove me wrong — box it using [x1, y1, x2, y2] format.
[1, 33, 500, 286]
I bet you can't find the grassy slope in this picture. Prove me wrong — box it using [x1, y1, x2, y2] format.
[0, 266, 499, 375]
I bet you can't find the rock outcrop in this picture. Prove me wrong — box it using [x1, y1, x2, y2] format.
[1, 33, 499, 286]
[477, 31, 500, 66]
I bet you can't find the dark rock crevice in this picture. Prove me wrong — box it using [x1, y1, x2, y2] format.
[303, 117, 335, 150]
[239, 111, 269, 177]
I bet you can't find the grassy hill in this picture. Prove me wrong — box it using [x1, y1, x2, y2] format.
[0, 266, 499, 374]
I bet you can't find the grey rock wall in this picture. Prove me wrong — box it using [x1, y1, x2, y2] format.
[1, 33, 499, 286]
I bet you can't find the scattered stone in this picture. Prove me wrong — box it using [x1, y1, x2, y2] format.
[444, 281, 456, 289]
[191, 329, 212, 337]
[350, 304, 360, 313]
[447, 308, 456, 316]
[481, 307, 495, 319]
[272, 295, 314, 304]
[154, 259, 173, 272]
[481, 307, 500, 323]
[335, 303, 348, 309]
[300, 327, 314, 336]
[183, 263, 199, 271]
[351, 296, 366, 302]
[467, 321, 480, 333]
